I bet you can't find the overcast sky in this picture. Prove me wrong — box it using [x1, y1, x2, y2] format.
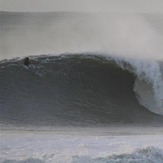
[1, 0, 163, 13]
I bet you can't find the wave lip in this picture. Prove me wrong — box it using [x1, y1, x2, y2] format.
[112, 56, 163, 115]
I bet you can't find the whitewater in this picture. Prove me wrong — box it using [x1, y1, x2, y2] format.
[0, 11, 163, 163]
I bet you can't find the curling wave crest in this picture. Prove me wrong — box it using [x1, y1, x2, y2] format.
[113, 56, 163, 115]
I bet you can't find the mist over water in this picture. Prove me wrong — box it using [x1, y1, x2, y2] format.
[0, 12, 163, 60]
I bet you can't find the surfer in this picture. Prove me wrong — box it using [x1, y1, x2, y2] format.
[24, 57, 30, 66]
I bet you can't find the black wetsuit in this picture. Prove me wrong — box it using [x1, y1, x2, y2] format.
[24, 58, 30, 66]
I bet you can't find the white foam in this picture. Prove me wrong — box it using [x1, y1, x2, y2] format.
[72, 147, 163, 163]
[1, 129, 163, 163]
[111, 56, 163, 115]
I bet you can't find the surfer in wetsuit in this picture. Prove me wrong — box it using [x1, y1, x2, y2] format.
[24, 57, 30, 66]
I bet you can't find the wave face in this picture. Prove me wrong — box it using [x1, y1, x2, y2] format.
[0, 54, 163, 126]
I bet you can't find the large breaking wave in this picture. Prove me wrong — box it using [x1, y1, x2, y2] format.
[0, 53, 163, 126]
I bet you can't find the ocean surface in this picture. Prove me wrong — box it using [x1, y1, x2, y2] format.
[0, 11, 163, 163]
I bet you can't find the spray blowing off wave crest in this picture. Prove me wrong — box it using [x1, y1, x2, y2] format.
[112, 55, 163, 115]
[0, 12, 163, 60]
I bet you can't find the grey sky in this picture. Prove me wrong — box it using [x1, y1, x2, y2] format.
[1, 0, 163, 13]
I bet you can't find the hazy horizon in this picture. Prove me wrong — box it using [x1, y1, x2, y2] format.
[1, 0, 163, 60]
[1, 0, 163, 13]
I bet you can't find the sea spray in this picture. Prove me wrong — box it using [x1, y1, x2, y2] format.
[112, 56, 163, 115]
[1, 12, 163, 61]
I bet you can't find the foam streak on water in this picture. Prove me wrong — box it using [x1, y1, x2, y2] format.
[1, 129, 163, 163]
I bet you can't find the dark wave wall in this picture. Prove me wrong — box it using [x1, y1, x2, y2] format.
[0, 55, 163, 126]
